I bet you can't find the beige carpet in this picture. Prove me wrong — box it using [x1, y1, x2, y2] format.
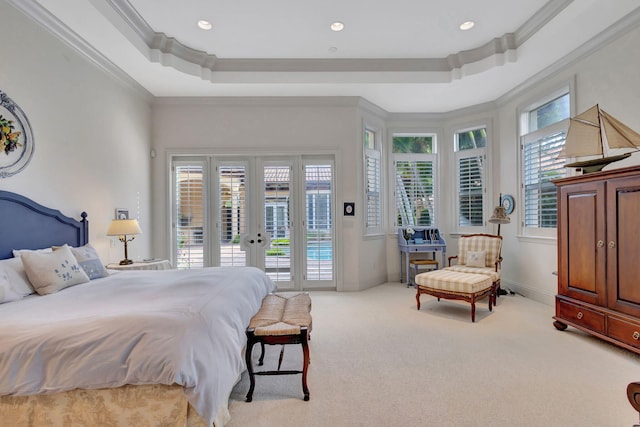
[227, 283, 640, 426]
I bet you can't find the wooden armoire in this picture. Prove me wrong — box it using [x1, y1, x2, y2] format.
[553, 165, 640, 354]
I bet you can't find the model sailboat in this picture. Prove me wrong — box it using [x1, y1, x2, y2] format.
[559, 104, 640, 173]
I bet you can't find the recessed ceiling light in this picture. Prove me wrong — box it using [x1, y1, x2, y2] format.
[459, 21, 475, 31]
[197, 20, 212, 30]
[330, 21, 344, 32]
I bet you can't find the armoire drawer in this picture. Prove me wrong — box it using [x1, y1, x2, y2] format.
[608, 316, 640, 350]
[556, 299, 606, 334]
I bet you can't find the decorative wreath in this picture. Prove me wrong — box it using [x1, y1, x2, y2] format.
[0, 115, 22, 155]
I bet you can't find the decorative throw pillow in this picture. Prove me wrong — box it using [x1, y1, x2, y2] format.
[21, 245, 90, 295]
[57, 244, 109, 280]
[466, 250, 486, 268]
[0, 257, 36, 296]
[0, 267, 22, 303]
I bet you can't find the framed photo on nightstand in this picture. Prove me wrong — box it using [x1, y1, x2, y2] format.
[115, 208, 129, 220]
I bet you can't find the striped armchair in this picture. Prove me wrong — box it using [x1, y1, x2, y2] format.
[444, 234, 503, 297]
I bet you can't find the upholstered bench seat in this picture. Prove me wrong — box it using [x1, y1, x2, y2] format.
[245, 292, 312, 402]
[415, 270, 494, 322]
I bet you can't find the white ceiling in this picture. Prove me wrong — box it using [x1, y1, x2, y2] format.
[15, 0, 640, 112]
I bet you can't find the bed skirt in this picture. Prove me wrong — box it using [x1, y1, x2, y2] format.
[0, 384, 225, 427]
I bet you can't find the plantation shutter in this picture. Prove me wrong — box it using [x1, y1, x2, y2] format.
[365, 153, 381, 228]
[395, 159, 434, 227]
[523, 130, 566, 228]
[458, 155, 484, 227]
[174, 164, 205, 269]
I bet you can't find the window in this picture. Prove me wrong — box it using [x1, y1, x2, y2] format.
[520, 92, 570, 235]
[392, 134, 436, 228]
[455, 127, 487, 229]
[364, 127, 381, 233]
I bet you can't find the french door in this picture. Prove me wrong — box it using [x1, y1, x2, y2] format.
[172, 155, 335, 290]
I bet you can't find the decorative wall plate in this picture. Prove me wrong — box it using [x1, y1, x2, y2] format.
[501, 194, 515, 215]
[0, 90, 34, 178]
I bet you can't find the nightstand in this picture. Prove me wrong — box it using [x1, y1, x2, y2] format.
[107, 259, 172, 271]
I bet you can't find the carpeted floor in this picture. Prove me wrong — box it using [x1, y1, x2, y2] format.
[226, 282, 640, 426]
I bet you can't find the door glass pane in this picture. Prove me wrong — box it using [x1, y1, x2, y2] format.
[305, 164, 333, 280]
[175, 165, 204, 269]
[264, 165, 291, 282]
[219, 165, 246, 266]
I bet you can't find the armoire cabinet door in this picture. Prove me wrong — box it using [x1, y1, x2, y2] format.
[606, 175, 640, 317]
[558, 180, 607, 306]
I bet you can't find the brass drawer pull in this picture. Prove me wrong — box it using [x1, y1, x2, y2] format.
[597, 240, 604, 247]
[577, 312, 584, 320]
[609, 241, 616, 248]
[633, 331, 640, 341]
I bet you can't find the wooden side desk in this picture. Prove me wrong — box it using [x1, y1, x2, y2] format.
[398, 227, 446, 285]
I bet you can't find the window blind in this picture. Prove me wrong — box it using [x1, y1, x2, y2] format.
[523, 130, 566, 228]
[458, 155, 484, 226]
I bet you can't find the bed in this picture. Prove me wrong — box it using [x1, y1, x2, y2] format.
[0, 190, 276, 426]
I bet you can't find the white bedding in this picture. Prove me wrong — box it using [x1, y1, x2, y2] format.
[0, 266, 276, 426]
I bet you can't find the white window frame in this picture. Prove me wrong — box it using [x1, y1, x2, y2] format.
[454, 125, 488, 234]
[364, 126, 383, 235]
[389, 132, 438, 231]
[518, 86, 573, 239]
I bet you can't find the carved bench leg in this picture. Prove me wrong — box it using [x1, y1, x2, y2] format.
[245, 330, 256, 402]
[301, 328, 310, 401]
[416, 288, 421, 310]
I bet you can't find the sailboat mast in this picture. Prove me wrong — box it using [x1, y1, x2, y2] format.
[596, 104, 609, 158]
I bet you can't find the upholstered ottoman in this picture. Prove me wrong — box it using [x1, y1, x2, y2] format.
[245, 292, 312, 402]
[415, 270, 494, 322]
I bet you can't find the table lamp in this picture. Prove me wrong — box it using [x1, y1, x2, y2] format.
[107, 219, 142, 265]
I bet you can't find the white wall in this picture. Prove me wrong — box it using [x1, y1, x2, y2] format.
[495, 24, 640, 304]
[150, 97, 388, 291]
[0, 2, 153, 264]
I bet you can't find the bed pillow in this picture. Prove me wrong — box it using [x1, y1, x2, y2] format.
[12, 247, 53, 257]
[0, 267, 22, 303]
[466, 250, 486, 268]
[21, 245, 90, 295]
[56, 244, 109, 280]
[0, 257, 36, 296]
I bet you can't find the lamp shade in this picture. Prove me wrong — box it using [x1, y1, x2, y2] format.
[488, 206, 511, 225]
[107, 219, 142, 236]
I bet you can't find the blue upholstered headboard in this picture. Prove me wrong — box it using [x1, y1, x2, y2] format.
[0, 191, 88, 260]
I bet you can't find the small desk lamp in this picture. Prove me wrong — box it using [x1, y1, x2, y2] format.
[107, 219, 142, 265]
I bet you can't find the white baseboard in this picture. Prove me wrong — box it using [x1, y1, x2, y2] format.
[502, 279, 556, 306]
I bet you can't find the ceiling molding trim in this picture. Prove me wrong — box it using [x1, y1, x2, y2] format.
[8, 0, 152, 100]
[152, 96, 364, 108]
[514, 0, 573, 46]
[101, 0, 550, 84]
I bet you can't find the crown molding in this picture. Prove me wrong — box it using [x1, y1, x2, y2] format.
[97, 0, 568, 84]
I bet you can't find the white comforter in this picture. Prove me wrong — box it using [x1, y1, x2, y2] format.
[0, 266, 276, 425]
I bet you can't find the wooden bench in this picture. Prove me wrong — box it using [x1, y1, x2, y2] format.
[245, 292, 312, 402]
[415, 270, 494, 322]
